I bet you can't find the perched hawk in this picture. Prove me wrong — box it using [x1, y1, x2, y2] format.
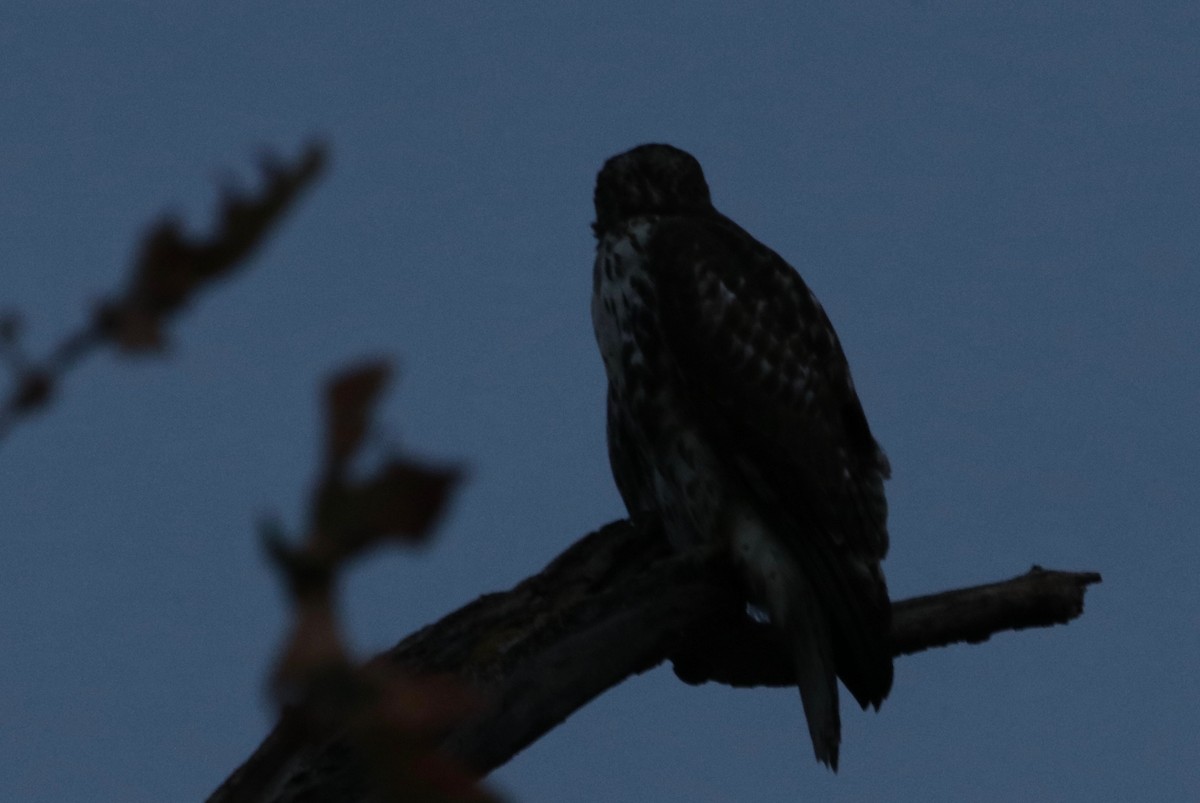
[590, 144, 892, 770]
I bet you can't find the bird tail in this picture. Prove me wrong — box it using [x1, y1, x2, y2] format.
[731, 514, 842, 770]
[785, 575, 842, 770]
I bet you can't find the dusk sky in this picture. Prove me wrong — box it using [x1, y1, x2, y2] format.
[2, 4, 1197, 801]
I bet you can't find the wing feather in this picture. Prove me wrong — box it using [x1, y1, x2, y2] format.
[650, 215, 888, 553]
[648, 214, 893, 707]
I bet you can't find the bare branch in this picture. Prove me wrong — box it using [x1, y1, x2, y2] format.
[209, 519, 1100, 803]
[671, 563, 1102, 688]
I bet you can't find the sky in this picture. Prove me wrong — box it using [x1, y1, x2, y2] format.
[1, 3, 1197, 801]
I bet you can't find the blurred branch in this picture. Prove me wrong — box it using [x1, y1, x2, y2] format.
[0, 143, 326, 445]
[209, 518, 1100, 803]
[260, 361, 489, 803]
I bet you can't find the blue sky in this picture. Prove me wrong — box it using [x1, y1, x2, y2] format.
[2, 3, 1197, 801]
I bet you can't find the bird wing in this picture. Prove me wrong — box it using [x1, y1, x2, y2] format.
[648, 213, 892, 707]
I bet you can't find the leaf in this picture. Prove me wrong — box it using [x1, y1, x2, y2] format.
[352, 459, 462, 543]
[107, 142, 327, 353]
[12, 370, 53, 412]
[314, 458, 462, 558]
[323, 360, 393, 469]
[96, 302, 166, 352]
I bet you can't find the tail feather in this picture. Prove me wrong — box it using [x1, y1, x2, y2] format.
[802, 534, 893, 711]
[786, 582, 842, 770]
[773, 497, 893, 712]
[732, 513, 843, 770]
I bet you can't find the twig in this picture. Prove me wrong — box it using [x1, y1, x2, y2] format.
[0, 143, 325, 447]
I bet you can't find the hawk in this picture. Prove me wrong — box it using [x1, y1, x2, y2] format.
[590, 144, 892, 770]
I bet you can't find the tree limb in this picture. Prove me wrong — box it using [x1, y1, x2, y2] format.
[208, 519, 1101, 803]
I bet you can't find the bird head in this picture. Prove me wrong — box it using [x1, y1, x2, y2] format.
[592, 143, 713, 237]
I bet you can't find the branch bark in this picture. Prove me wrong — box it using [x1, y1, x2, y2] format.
[208, 518, 1101, 803]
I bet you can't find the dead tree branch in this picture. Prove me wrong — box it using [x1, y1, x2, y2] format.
[208, 518, 1101, 803]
